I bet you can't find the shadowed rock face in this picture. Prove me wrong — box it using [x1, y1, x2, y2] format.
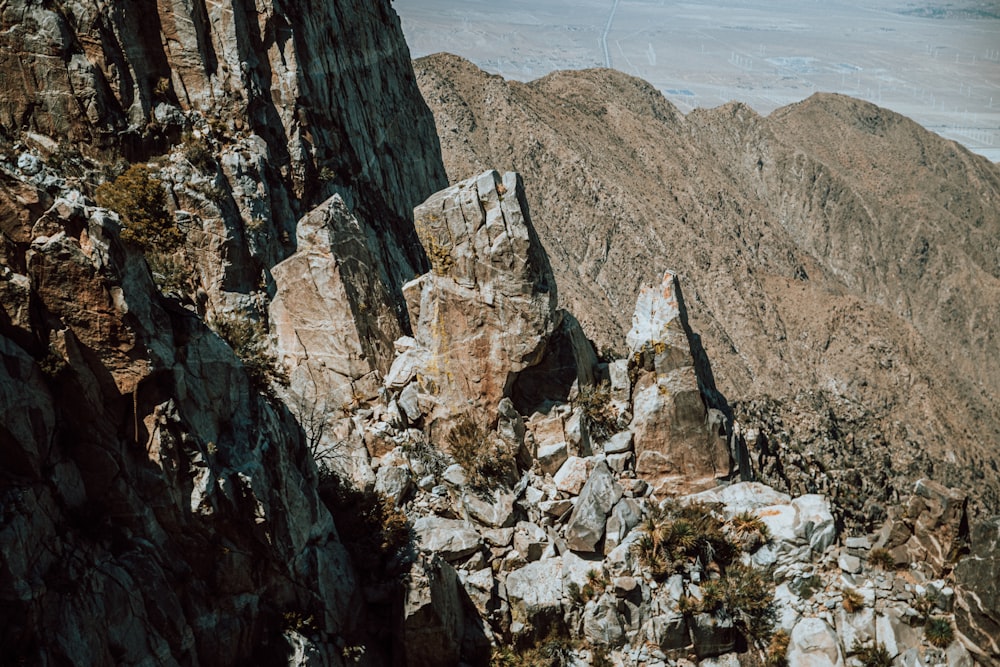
[414, 53, 1000, 524]
[0, 194, 364, 665]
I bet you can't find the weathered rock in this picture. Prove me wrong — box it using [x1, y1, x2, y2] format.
[271, 195, 402, 421]
[505, 557, 565, 636]
[882, 479, 969, 575]
[404, 556, 465, 667]
[413, 516, 483, 562]
[604, 431, 634, 455]
[554, 456, 591, 495]
[537, 441, 569, 476]
[565, 460, 623, 552]
[627, 272, 729, 495]
[463, 489, 518, 528]
[792, 494, 838, 553]
[954, 516, 1000, 665]
[389, 170, 559, 435]
[605, 498, 642, 554]
[787, 617, 843, 667]
[513, 521, 548, 562]
[643, 612, 690, 651]
[583, 594, 626, 647]
[374, 465, 413, 506]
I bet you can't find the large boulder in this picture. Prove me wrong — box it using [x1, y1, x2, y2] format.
[387, 170, 565, 435]
[413, 516, 483, 562]
[504, 557, 565, 637]
[627, 271, 730, 495]
[954, 516, 1000, 665]
[270, 195, 402, 417]
[565, 460, 623, 552]
[787, 617, 844, 667]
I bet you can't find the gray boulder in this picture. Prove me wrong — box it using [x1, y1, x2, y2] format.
[565, 460, 623, 552]
[413, 516, 482, 562]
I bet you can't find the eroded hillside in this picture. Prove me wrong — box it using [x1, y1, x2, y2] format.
[414, 53, 1000, 524]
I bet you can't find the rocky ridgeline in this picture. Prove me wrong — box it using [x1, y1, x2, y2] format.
[1, 1, 999, 666]
[313, 169, 997, 666]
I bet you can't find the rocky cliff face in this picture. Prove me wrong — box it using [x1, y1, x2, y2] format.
[414, 53, 1000, 528]
[0, 0, 448, 664]
[1, 0, 446, 307]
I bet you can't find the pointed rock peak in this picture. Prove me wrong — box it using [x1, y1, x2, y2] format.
[626, 270, 692, 374]
[387, 170, 575, 435]
[413, 170, 555, 304]
[626, 270, 730, 495]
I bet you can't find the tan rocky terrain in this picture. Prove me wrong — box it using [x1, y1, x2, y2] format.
[414, 53, 1000, 526]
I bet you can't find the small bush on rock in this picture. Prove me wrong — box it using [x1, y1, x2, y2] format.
[95, 164, 181, 253]
[211, 312, 288, 397]
[842, 587, 865, 613]
[765, 629, 790, 667]
[925, 616, 954, 648]
[317, 469, 413, 579]
[447, 418, 518, 490]
[576, 381, 619, 442]
[852, 639, 893, 667]
[868, 547, 895, 570]
[728, 510, 772, 551]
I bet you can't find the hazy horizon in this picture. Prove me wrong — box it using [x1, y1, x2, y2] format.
[396, 0, 1000, 162]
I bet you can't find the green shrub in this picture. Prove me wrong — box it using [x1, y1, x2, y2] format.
[316, 469, 412, 579]
[146, 251, 189, 295]
[447, 418, 518, 490]
[211, 312, 288, 397]
[718, 562, 777, 641]
[95, 164, 181, 253]
[633, 501, 737, 580]
[925, 617, 954, 648]
[576, 381, 619, 442]
[851, 640, 893, 667]
[728, 510, 772, 551]
[180, 132, 216, 174]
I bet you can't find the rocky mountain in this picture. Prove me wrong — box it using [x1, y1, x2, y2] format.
[413, 53, 1000, 527]
[1, 1, 999, 666]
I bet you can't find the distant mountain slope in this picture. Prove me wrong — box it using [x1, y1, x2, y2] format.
[414, 53, 1000, 522]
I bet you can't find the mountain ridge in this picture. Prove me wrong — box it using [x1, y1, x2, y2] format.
[414, 52, 1000, 521]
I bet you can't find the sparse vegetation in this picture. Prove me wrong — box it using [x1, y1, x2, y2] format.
[180, 132, 216, 173]
[728, 510, 772, 551]
[146, 251, 189, 295]
[717, 562, 778, 641]
[925, 616, 954, 648]
[447, 417, 518, 490]
[316, 469, 413, 579]
[841, 587, 865, 613]
[568, 568, 609, 606]
[490, 630, 577, 667]
[868, 547, 895, 570]
[636, 501, 775, 643]
[851, 639, 893, 667]
[95, 164, 181, 253]
[633, 501, 737, 580]
[765, 629, 790, 667]
[211, 312, 288, 397]
[576, 381, 619, 442]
